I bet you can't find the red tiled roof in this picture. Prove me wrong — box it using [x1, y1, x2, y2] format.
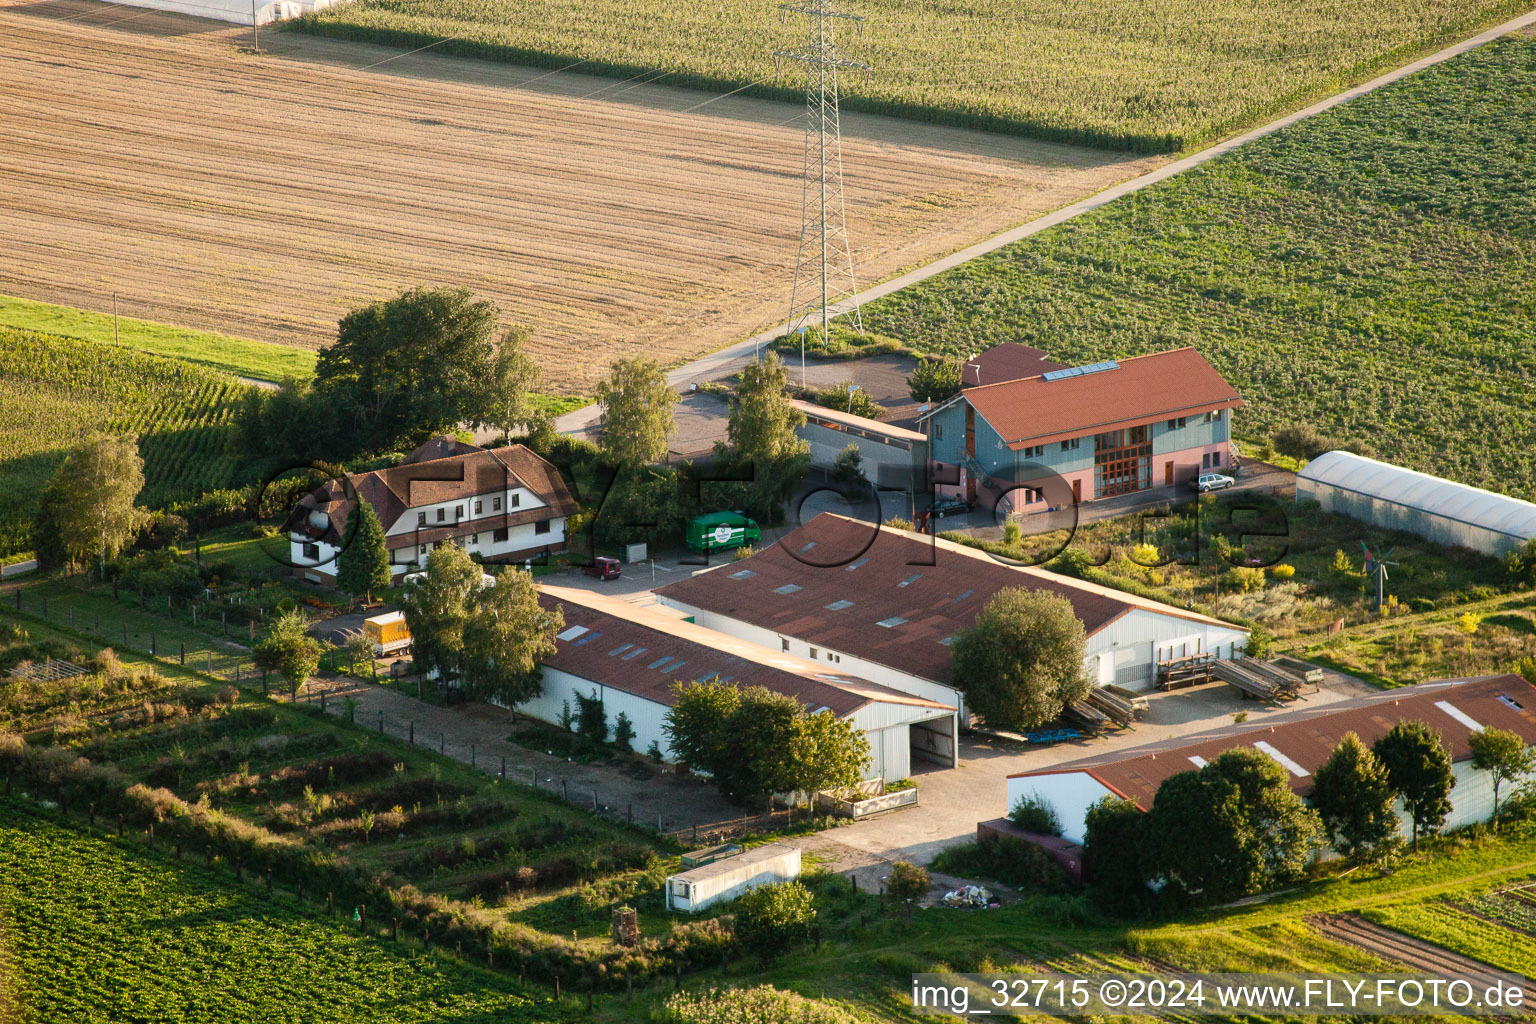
[539, 585, 954, 717]
[964, 347, 1243, 450]
[293, 440, 577, 545]
[1010, 675, 1536, 808]
[961, 343, 1063, 388]
[656, 514, 1151, 685]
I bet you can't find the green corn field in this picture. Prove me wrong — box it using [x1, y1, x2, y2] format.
[0, 327, 248, 558]
[297, 0, 1525, 151]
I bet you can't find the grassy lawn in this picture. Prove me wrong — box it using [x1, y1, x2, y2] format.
[861, 36, 1536, 500]
[0, 294, 316, 383]
[0, 801, 568, 1024]
[295, 0, 1523, 152]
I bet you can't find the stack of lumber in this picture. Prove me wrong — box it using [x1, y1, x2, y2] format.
[1210, 657, 1305, 702]
[1064, 700, 1110, 733]
[1156, 654, 1212, 690]
[1086, 687, 1140, 727]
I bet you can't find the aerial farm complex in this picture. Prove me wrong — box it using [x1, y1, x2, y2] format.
[2, 0, 1535, 1021]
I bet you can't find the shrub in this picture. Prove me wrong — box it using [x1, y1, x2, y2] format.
[612, 712, 635, 752]
[885, 861, 930, 901]
[733, 881, 815, 965]
[658, 985, 859, 1024]
[1008, 792, 1062, 836]
[1457, 612, 1482, 635]
[930, 838, 1071, 892]
[882, 516, 914, 531]
[1244, 624, 1275, 660]
[1223, 566, 1265, 593]
[574, 692, 608, 744]
[1269, 563, 1295, 579]
[1272, 423, 1332, 460]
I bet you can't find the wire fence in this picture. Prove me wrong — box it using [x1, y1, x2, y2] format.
[3, 584, 812, 843]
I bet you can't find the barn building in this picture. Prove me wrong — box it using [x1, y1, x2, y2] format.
[525, 585, 959, 782]
[110, 0, 336, 25]
[1297, 451, 1536, 558]
[1005, 675, 1536, 846]
[655, 514, 1250, 724]
[791, 399, 928, 491]
[918, 347, 1242, 510]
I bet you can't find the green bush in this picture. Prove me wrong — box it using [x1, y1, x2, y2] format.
[929, 838, 1071, 893]
[1008, 793, 1062, 836]
[885, 861, 931, 901]
[657, 984, 860, 1024]
[733, 881, 816, 965]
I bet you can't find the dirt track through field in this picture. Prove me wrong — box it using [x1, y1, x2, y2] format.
[1312, 913, 1536, 1004]
[0, 0, 1160, 391]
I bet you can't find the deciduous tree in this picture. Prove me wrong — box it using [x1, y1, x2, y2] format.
[718, 352, 809, 516]
[733, 880, 816, 965]
[336, 501, 391, 603]
[952, 588, 1090, 732]
[596, 355, 677, 467]
[1373, 720, 1453, 851]
[397, 541, 482, 686]
[1310, 732, 1399, 862]
[461, 569, 563, 706]
[316, 286, 498, 445]
[478, 325, 546, 444]
[254, 609, 325, 700]
[1468, 727, 1535, 833]
[907, 357, 963, 403]
[1082, 796, 1150, 905]
[33, 433, 145, 573]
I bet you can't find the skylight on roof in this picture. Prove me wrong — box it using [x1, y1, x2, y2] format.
[774, 584, 802, 595]
[729, 569, 756, 579]
[571, 631, 600, 647]
[826, 600, 854, 611]
[1435, 700, 1482, 731]
[658, 658, 686, 673]
[898, 573, 922, 587]
[608, 643, 633, 657]
[1498, 695, 1526, 711]
[876, 616, 908, 628]
[556, 625, 589, 642]
[1187, 755, 1208, 768]
[621, 647, 648, 661]
[800, 541, 817, 552]
[938, 634, 957, 646]
[1253, 741, 1309, 778]
[846, 557, 869, 571]
[951, 588, 975, 603]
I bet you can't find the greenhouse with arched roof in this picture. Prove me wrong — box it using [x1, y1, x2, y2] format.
[1296, 451, 1536, 558]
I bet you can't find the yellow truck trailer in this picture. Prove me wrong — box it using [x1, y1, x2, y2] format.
[363, 611, 411, 656]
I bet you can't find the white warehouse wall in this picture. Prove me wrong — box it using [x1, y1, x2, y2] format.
[1005, 772, 1117, 845]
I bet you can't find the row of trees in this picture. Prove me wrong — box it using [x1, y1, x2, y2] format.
[1084, 720, 1535, 908]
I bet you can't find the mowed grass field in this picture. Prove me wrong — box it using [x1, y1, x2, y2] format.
[0, 1, 1160, 394]
[297, 0, 1526, 151]
[0, 326, 247, 558]
[0, 803, 566, 1024]
[861, 35, 1536, 498]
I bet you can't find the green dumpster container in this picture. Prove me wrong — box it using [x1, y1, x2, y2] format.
[686, 511, 761, 553]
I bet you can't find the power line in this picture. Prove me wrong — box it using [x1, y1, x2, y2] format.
[774, 0, 869, 381]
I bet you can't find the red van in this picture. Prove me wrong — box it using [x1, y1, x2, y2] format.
[583, 556, 621, 580]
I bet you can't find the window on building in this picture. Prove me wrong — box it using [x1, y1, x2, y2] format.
[1060, 438, 1080, 451]
[809, 647, 818, 659]
[511, 493, 521, 508]
[469, 534, 478, 545]
[1167, 416, 1187, 430]
[493, 496, 502, 511]
[435, 508, 445, 523]
[493, 527, 508, 543]
[1205, 410, 1222, 423]
[474, 500, 482, 514]
[419, 544, 427, 554]
[302, 543, 319, 560]
[416, 511, 426, 526]
[933, 423, 943, 440]
[781, 637, 790, 652]
[535, 519, 551, 535]
[455, 505, 463, 520]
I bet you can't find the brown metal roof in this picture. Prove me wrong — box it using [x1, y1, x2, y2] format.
[1011, 675, 1536, 808]
[963, 347, 1243, 450]
[961, 343, 1064, 388]
[655, 514, 1157, 684]
[539, 585, 953, 717]
[293, 440, 577, 545]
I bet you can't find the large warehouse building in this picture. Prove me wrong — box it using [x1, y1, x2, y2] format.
[527, 586, 958, 782]
[1006, 675, 1536, 846]
[656, 514, 1250, 724]
[1297, 451, 1536, 558]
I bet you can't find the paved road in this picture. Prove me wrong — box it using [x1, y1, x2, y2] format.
[554, 7, 1536, 436]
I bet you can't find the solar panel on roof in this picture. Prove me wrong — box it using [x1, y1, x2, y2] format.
[1041, 359, 1119, 382]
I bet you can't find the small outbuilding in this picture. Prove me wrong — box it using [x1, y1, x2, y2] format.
[791, 399, 928, 491]
[1297, 451, 1536, 558]
[665, 843, 802, 913]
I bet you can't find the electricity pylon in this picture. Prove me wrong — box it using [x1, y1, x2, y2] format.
[775, 1, 869, 379]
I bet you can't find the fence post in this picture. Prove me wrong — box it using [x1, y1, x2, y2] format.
[150, 635, 156, 657]
[378, 711, 384, 734]
[207, 651, 212, 674]
[591, 788, 598, 811]
[409, 721, 414, 745]
[500, 756, 505, 779]
[180, 642, 185, 665]
[561, 780, 568, 801]
[440, 732, 445, 755]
